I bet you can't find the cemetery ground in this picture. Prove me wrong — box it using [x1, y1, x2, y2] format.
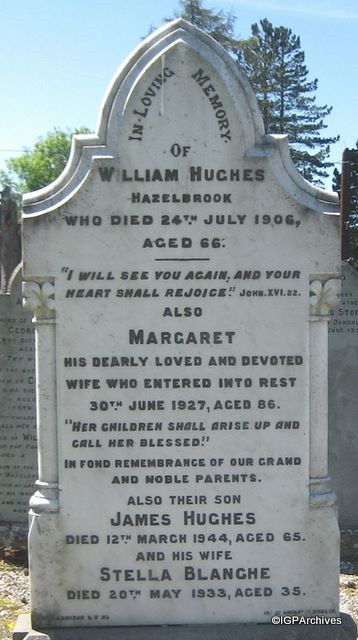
[0, 552, 357, 639]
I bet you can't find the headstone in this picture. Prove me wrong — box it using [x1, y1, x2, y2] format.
[20, 19, 355, 639]
[0, 264, 37, 550]
[0, 188, 21, 293]
[329, 263, 358, 531]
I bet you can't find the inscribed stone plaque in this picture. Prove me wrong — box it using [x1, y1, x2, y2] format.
[22, 21, 341, 629]
[0, 264, 37, 540]
[328, 263, 358, 527]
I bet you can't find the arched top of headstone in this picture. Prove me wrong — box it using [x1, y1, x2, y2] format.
[6, 262, 22, 292]
[23, 19, 338, 216]
[0, 262, 20, 298]
[99, 19, 265, 146]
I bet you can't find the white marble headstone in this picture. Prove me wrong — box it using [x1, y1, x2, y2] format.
[22, 20, 341, 629]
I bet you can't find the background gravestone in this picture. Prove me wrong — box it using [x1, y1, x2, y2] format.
[0, 264, 37, 550]
[329, 263, 358, 544]
[0, 188, 21, 293]
[19, 19, 353, 638]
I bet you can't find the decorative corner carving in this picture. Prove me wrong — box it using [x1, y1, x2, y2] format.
[23, 281, 55, 319]
[309, 278, 340, 317]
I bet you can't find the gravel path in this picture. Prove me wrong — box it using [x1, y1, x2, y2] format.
[340, 561, 358, 633]
[0, 562, 29, 639]
[0, 561, 357, 639]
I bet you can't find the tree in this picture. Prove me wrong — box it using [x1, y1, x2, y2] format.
[168, 0, 242, 56]
[0, 127, 90, 199]
[238, 19, 338, 184]
[333, 145, 358, 267]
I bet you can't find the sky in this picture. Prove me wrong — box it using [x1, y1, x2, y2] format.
[0, 0, 357, 189]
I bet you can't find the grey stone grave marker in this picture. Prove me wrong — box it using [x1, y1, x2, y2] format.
[329, 263, 358, 534]
[18, 19, 355, 640]
[0, 264, 37, 550]
[0, 188, 22, 293]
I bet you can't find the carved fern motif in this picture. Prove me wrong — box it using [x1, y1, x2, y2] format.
[23, 281, 55, 316]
